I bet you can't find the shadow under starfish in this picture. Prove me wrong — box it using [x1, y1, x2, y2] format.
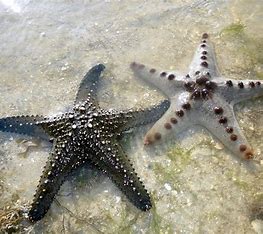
[0, 64, 170, 223]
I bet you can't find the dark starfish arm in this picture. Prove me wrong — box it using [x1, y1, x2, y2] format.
[75, 64, 105, 106]
[90, 140, 152, 211]
[0, 115, 51, 141]
[216, 78, 263, 104]
[28, 136, 82, 222]
[39, 114, 74, 139]
[110, 100, 170, 132]
[130, 100, 171, 127]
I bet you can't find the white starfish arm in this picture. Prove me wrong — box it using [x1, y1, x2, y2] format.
[188, 33, 220, 78]
[130, 62, 185, 98]
[197, 96, 253, 160]
[215, 78, 263, 105]
[143, 97, 192, 145]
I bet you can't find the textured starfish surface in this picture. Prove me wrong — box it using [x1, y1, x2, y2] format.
[0, 64, 170, 222]
[131, 33, 263, 160]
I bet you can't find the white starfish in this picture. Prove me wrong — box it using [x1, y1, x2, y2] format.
[130, 33, 263, 160]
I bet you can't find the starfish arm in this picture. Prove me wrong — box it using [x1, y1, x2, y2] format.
[90, 139, 151, 211]
[74, 64, 105, 106]
[197, 96, 254, 160]
[142, 99, 192, 145]
[38, 113, 75, 139]
[216, 78, 263, 104]
[0, 115, 51, 141]
[28, 136, 82, 222]
[110, 99, 170, 132]
[130, 62, 185, 97]
[188, 33, 220, 77]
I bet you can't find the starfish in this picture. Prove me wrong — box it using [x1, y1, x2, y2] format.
[0, 64, 170, 222]
[130, 33, 263, 160]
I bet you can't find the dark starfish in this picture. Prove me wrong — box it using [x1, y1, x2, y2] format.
[0, 64, 170, 222]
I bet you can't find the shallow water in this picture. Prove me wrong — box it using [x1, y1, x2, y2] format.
[0, 0, 263, 233]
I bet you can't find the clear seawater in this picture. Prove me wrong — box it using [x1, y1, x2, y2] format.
[0, 0, 262, 233]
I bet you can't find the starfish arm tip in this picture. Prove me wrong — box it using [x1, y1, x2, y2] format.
[94, 63, 105, 71]
[143, 139, 151, 145]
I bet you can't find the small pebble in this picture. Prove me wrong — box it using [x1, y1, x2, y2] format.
[164, 183, 172, 191]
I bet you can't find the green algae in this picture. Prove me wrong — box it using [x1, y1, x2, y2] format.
[250, 192, 263, 221]
[254, 193, 263, 201]
[225, 170, 250, 190]
[146, 202, 173, 234]
[96, 206, 141, 234]
[256, 72, 263, 80]
[166, 146, 192, 168]
[220, 22, 263, 79]
[153, 146, 192, 190]
[203, 210, 224, 221]
[153, 163, 181, 192]
[233, 179, 249, 190]
[220, 23, 245, 37]
[115, 209, 140, 234]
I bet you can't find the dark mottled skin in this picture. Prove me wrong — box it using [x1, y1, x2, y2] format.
[0, 64, 170, 222]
